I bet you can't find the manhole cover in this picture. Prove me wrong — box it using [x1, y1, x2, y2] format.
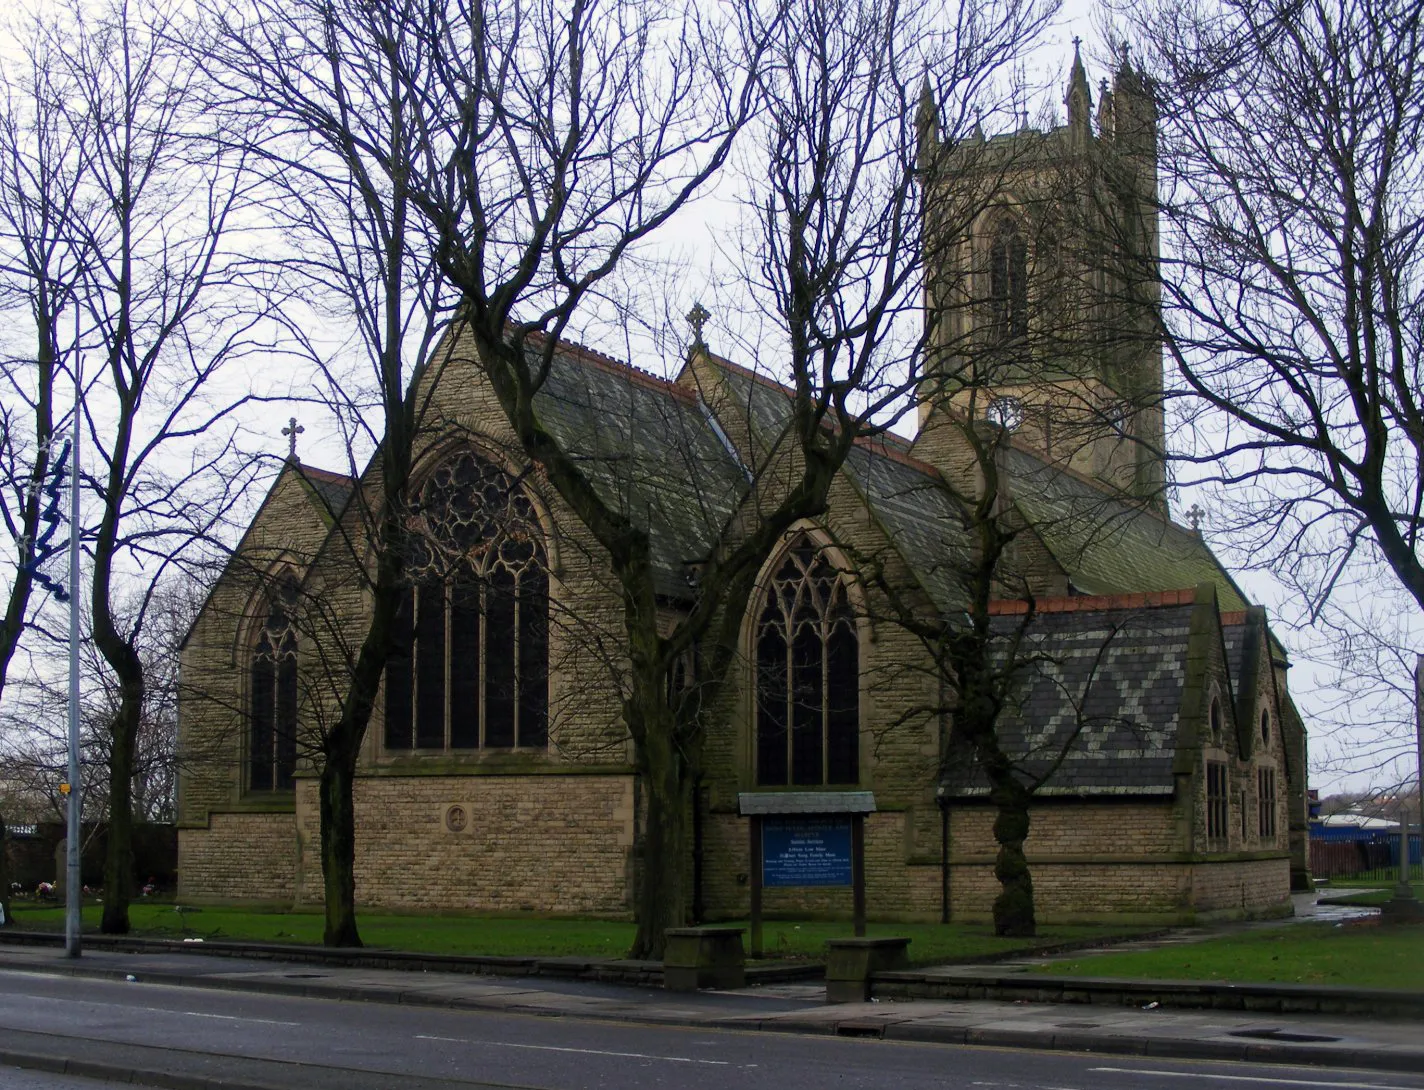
[1229, 1028, 1341, 1043]
[284, 973, 326, 979]
[1055, 1022, 1102, 1029]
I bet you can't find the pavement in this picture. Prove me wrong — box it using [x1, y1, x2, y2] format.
[1, 891, 1420, 1080]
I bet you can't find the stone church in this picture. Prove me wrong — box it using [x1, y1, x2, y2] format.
[177, 53, 1310, 924]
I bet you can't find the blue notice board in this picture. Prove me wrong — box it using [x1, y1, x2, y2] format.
[762, 815, 853, 888]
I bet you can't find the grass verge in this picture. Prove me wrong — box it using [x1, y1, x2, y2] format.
[1316, 882, 1424, 907]
[1035, 919, 1423, 989]
[6, 901, 1143, 965]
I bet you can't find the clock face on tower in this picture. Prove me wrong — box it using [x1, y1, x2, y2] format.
[986, 394, 1025, 433]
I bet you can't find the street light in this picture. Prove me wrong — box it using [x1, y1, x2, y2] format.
[65, 340, 82, 958]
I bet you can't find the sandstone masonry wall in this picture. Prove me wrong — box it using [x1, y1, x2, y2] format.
[290, 773, 636, 914]
[179, 813, 297, 903]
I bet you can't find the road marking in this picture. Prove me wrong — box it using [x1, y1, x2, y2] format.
[1092, 1068, 1421, 1090]
[179, 1011, 302, 1027]
[129, 1005, 300, 1027]
[415, 1034, 741, 1066]
[0, 988, 302, 1028]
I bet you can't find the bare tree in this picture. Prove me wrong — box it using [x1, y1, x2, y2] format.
[1117, 0, 1424, 616]
[24, 0, 265, 933]
[0, 11, 88, 709]
[196, 0, 1050, 955]
[832, 38, 1179, 934]
[1, 579, 197, 836]
[406, 0, 1055, 957]
[192, 0, 765, 952]
[195, 0, 495, 946]
[854, 419, 1177, 935]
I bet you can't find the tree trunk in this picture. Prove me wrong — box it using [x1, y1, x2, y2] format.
[628, 691, 691, 960]
[320, 751, 362, 947]
[0, 813, 11, 926]
[101, 677, 143, 934]
[989, 783, 1035, 938]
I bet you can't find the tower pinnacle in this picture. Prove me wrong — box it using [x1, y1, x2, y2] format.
[1065, 37, 1093, 142]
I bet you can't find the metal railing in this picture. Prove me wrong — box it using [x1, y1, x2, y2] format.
[1310, 834, 1422, 883]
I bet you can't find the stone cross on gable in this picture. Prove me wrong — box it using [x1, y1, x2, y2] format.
[282, 417, 305, 462]
[686, 302, 711, 350]
[1186, 503, 1206, 532]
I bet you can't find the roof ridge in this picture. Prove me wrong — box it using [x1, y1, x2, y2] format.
[851, 433, 944, 480]
[701, 349, 796, 398]
[292, 462, 354, 484]
[987, 586, 1199, 615]
[525, 331, 694, 403]
[1002, 435, 1191, 535]
[701, 353, 938, 478]
[929, 405, 1192, 535]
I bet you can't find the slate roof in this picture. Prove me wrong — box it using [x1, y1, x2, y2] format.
[841, 442, 968, 612]
[704, 358, 968, 611]
[699, 355, 1251, 616]
[1002, 446, 1250, 611]
[294, 463, 356, 518]
[1222, 623, 1247, 688]
[531, 345, 749, 600]
[940, 601, 1196, 798]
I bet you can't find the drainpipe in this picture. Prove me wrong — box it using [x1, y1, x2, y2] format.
[937, 785, 950, 924]
[692, 775, 705, 924]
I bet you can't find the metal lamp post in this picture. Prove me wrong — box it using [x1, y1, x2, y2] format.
[64, 345, 82, 958]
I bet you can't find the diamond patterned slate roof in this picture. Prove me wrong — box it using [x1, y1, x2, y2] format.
[1222, 624, 1246, 688]
[940, 602, 1196, 797]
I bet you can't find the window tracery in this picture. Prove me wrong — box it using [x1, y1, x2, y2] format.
[987, 218, 1029, 344]
[249, 575, 299, 792]
[384, 450, 548, 752]
[754, 538, 859, 786]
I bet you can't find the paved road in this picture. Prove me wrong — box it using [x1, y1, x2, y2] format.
[3, 969, 1424, 1090]
[0, 1070, 141, 1089]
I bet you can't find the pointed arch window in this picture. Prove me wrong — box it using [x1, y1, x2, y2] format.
[384, 450, 548, 752]
[249, 576, 299, 792]
[987, 218, 1029, 344]
[755, 538, 859, 786]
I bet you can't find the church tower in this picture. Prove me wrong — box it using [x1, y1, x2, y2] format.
[915, 46, 1165, 510]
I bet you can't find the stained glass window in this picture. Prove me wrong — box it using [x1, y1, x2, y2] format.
[249, 576, 298, 792]
[384, 450, 549, 752]
[755, 538, 859, 786]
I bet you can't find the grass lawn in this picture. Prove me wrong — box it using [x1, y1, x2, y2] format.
[1317, 882, 1424, 907]
[1035, 920, 1424, 989]
[744, 920, 1139, 965]
[6, 900, 1142, 965]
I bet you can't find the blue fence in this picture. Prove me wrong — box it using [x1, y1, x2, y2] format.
[1310, 828, 1422, 881]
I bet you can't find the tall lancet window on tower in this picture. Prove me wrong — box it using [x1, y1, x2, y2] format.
[988, 218, 1029, 345]
[384, 450, 549, 753]
[755, 537, 859, 786]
